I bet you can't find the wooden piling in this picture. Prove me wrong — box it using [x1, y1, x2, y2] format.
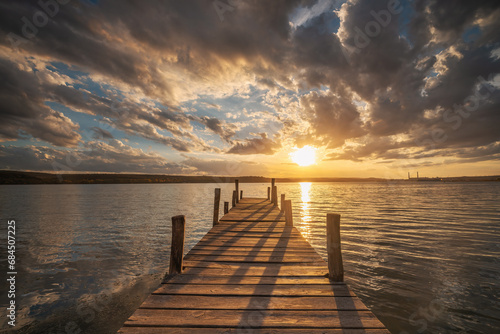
[224, 201, 229, 214]
[285, 200, 293, 226]
[271, 178, 275, 187]
[326, 213, 344, 282]
[280, 194, 285, 213]
[235, 179, 239, 204]
[213, 188, 221, 226]
[169, 215, 185, 275]
[232, 190, 237, 208]
[272, 185, 278, 206]
[267, 187, 270, 200]
[240, 190, 243, 199]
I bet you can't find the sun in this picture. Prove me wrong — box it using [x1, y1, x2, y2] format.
[290, 146, 317, 166]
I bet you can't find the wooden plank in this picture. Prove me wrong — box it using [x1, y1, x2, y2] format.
[205, 230, 303, 237]
[183, 254, 324, 263]
[119, 328, 391, 334]
[163, 275, 344, 285]
[181, 266, 330, 277]
[123, 309, 386, 328]
[182, 261, 326, 269]
[186, 248, 319, 256]
[200, 234, 305, 240]
[139, 294, 368, 310]
[193, 241, 315, 249]
[153, 283, 356, 297]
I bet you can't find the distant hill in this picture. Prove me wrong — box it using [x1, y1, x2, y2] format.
[0, 170, 498, 185]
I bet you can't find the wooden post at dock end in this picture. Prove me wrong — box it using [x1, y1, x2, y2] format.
[232, 190, 237, 208]
[235, 179, 239, 203]
[213, 188, 221, 226]
[169, 215, 185, 275]
[284, 200, 293, 226]
[327, 213, 344, 282]
[272, 185, 278, 206]
[240, 190, 243, 199]
[271, 178, 275, 188]
[280, 194, 285, 213]
[224, 201, 229, 214]
[267, 187, 271, 200]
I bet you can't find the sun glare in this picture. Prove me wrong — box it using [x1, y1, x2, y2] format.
[290, 146, 316, 166]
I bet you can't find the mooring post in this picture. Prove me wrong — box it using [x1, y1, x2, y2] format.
[285, 200, 293, 226]
[267, 187, 270, 200]
[272, 185, 278, 206]
[271, 178, 276, 204]
[169, 215, 185, 275]
[235, 179, 239, 203]
[213, 188, 221, 226]
[224, 201, 229, 214]
[232, 190, 237, 208]
[326, 213, 344, 282]
[240, 190, 243, 199]
[280, 194, 285, 213]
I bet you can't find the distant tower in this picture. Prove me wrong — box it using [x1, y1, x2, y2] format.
[408, 172, 410, 179]
[417, 172, 419, 179]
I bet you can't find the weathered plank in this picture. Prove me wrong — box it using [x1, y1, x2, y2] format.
[119, 328, 391, 333]
[183, 255, 324, 263]
[152, 283, 356, 297]
[124, 309, 385, 328]
[163, 275, 344, 285]
[139, 294, 368, 310]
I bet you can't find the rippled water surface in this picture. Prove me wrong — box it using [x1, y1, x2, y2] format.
[1, 182, 499, 333]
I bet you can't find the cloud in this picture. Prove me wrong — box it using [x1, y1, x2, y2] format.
[191, 116, 238, 143]
[91, 127, 114, 140]
[0, 141, 193, 174]
[0, 57, 81, 147]
[182, 155, 269, 176]
[0, 0, 499, 172]
[227, 133, 281, 155]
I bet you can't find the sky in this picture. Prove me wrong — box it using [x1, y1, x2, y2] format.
[0, 0, 499, 178]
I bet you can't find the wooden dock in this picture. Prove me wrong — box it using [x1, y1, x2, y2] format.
[119, 187, 389, 333]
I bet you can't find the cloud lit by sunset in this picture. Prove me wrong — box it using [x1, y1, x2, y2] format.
[1, 0, 499, 177]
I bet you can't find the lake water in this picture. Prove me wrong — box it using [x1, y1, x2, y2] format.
[1, 182, 499, 333]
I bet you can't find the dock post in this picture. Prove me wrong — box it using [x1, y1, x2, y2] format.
[169, 215, 185, 275]
[235, 179, 239, 203]
[240, 190, 243, 199]
[271, 178, 275, 188]
[280, 194, 285, 213]
[272, 185, 278, 206]
[267, 187, 270, 200]
[326, 213, 344, 282]
[232, 190, 237, 208]
[285, 200, 293, 226]
[213, 188, 221, 226]
[224, 201, 229, 214]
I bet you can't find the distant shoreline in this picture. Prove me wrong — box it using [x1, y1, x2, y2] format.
[1, 170, 499, 185]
